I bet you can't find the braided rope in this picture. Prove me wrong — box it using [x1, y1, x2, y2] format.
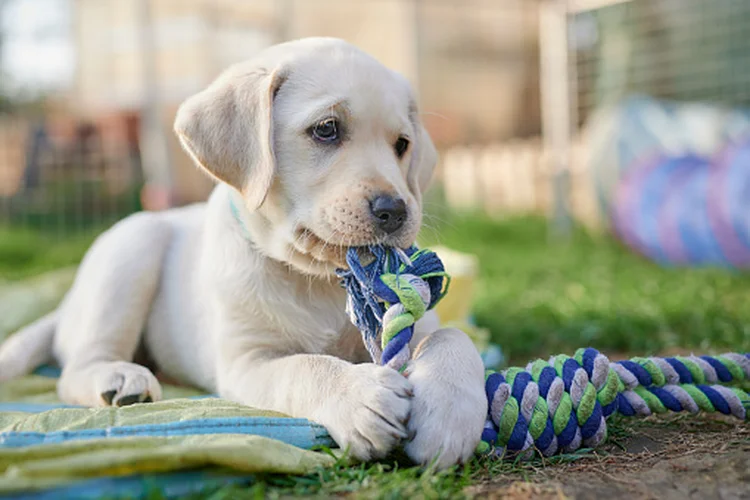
[480, 349, 750, 457]
[337, 245, 750, 459]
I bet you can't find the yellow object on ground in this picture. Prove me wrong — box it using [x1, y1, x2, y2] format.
[430, 246, 490, 352]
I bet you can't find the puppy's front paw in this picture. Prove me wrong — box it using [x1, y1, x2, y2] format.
[58, 361, 163, 407]
[402, 328, 487, 469]
[314, 363, 413, 462]
[404, 368, 486, 469]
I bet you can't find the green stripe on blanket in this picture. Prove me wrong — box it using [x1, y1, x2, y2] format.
[0, 434, 335, 496]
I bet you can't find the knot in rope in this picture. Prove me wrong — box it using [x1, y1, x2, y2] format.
[337, 245, 449, 370]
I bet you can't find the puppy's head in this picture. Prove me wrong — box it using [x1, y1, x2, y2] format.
[175, 38, 437, 276]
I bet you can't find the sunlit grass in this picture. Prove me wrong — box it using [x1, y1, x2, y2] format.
[419, 212, 750, 364]
[0, 226, 100, 281]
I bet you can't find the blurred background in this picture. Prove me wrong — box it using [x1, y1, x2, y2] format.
[0, 0, 749, 365]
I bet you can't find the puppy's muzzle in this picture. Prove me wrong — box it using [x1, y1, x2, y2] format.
[370, 194, 407, 235]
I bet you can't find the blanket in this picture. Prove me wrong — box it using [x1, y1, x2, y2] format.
[0, 371, 336, 498]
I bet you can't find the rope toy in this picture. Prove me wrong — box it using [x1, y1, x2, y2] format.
[337, 245, 750, 458]
[338, 245, 450, 370]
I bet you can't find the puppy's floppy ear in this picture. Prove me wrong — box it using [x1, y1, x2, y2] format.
[407, 112, 438, 199]
[174, 66, 285, 210]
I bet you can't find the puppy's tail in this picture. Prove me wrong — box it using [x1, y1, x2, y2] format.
[0, 310, 57, 382]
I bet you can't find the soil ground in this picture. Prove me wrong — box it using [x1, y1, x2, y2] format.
[468, 416, 750, 500]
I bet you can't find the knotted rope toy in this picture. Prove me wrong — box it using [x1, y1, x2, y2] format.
[338, 245, 449, 370]
[337, 245, 750, 458]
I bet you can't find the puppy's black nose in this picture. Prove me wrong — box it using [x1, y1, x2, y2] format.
[370, 194, 407, 234]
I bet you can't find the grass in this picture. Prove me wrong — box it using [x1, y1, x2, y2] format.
[0, 226, 100, 281]
[191, 458, 477, 499]
[419, 211, 750, 365]
[2, 210, 749, 498]
[142, 446, 599, 499]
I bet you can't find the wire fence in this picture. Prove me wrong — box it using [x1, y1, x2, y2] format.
[574, 0, 750, 123]
[0, 113, 143, 236]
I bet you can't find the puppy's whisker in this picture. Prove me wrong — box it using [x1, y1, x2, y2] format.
[285, 229, 307, 264]
[420, 111, 450, 122]
[421, 212, 454, 227]
[305, 271, 315, 298]
[315, 231, 332, 261]
[421, 211, 447, 223]
[421, 214, 451, 231]
[422, 200, 450, 208]
[423, 213, 457, 231]
[320, 227, 346, 264]
[418, 223, 442, 246]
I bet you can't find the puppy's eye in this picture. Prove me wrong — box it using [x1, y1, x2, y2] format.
[311, 118, 339, 143]
[394, 136, 410, 158]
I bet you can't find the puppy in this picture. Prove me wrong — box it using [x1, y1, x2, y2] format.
[0, 38, 487, 469]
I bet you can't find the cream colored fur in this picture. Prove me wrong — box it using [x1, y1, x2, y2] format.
[0, 38, 486, 469]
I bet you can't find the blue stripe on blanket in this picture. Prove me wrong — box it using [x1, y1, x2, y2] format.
[0, 403, 81, 412]
[0, 416, 334, 450]
[32, 365, 63, 378]
[0, 396, 218, 414]
[4, 470, 254, 500]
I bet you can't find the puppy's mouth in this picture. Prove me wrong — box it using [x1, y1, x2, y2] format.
[292, 226, 410, 269]
[292, 226, 349, 268]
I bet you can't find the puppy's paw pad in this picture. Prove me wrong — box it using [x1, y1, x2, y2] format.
[94, 362, 162, 407]
[115, 393, 152, 406]
[100, 390, 117, 405]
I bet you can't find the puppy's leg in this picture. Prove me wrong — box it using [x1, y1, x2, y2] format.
[218, 347, 413, 461]
[402, 313, 487, 469]
[55, 213, 171, 407]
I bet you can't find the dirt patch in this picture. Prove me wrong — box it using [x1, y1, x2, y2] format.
[469, 415, 750, 500]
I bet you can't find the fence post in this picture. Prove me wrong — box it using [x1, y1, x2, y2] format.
[137, 0, 174, 209]
[274, 0, 294, 43]
[410, 0, 422, 97]
[540, 0, 573, 239]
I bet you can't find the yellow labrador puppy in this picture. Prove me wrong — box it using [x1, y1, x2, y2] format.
[0, 38, 486, 468]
